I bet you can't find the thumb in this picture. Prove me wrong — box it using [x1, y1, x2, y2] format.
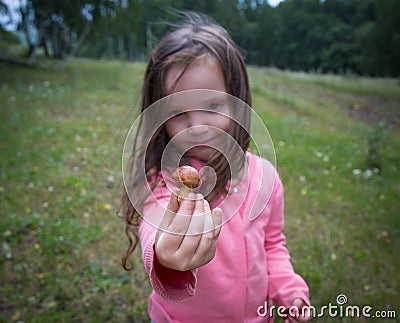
[212, 207, 222, 239]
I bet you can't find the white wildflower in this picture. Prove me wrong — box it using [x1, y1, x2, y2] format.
[315, 151, 323, 158]
[363, 169, 373, 179]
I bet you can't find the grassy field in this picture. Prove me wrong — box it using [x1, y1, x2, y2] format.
[0, 58, 399, 322]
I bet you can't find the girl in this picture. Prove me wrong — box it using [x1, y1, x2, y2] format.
[120, 13, 311, 323]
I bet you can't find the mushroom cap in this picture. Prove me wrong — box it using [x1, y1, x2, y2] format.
[172, 166, 200, 187]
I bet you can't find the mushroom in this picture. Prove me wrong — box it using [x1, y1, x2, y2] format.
[172, 166, 200, 203]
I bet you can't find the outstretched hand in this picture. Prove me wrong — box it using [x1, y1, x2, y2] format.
[286, 298, 311, 323]
[155, 192, 222, 271]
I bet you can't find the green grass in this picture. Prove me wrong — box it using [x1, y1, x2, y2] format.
[1, 58, 399, 322]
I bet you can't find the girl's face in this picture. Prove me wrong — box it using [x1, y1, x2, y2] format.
[164, 58, 232, 161]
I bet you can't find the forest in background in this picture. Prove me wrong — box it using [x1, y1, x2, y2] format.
[0, 0, 399, 76]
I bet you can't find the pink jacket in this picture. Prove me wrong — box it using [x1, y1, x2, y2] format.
[139, 152, 310, 322]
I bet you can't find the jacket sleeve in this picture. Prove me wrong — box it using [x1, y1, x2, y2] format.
[139, 187, 197, 302]
[265, 174, 310, 308]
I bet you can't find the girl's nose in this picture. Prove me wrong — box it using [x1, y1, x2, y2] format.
[187, 111, 208, 135]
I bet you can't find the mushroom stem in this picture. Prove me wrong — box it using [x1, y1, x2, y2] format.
[177, 184, 193, 203]
[172, 166, 200, 204]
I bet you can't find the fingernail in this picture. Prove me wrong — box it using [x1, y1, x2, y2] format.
[214, 208, 222, 216]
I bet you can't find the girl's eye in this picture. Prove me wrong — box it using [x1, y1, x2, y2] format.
[208, 103, 222, 110]
[171, 111, 186, 118]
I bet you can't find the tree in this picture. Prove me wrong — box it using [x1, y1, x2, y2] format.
[13, 0, 117, 63]
[2, 0, 399, 76]
[358, 0, 400, 76]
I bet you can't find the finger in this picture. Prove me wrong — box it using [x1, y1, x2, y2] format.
[158, 193, 196, 255]
[186, 194, 206, 235]
[192, 200, 218, 266]
[155, 191, 183, 253]
[201, 199, 214, 235]
[167, 192, 195, 236]
[169, 190, 180, 211]
[202, 200, 215, 240]
[211, 207, 222, 239]
[289, 299, 301, 321]
[157, 191, 180, 232]
[179, 194, 206, 254]
[297, 308, 311, 322]
[292, 299, 310, 322]
[201, 200, 216, 239]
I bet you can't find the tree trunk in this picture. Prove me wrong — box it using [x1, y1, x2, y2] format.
[127, 35, 134, 61]
[146, 23, 152, 53]
[118, 35, 124, 59]
[107, 35, 115, 59]
[41, 34, 50, 58]
[51, 21, 60, 58]
[27, 44, 35, 58]
[67, 21, 91, 59]
[27, 44, 37, 65]
[27, 24, 46, 65]
[20, 6, 35, 62]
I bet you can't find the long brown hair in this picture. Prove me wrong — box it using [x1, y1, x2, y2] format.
[120, 12, 252, 270]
